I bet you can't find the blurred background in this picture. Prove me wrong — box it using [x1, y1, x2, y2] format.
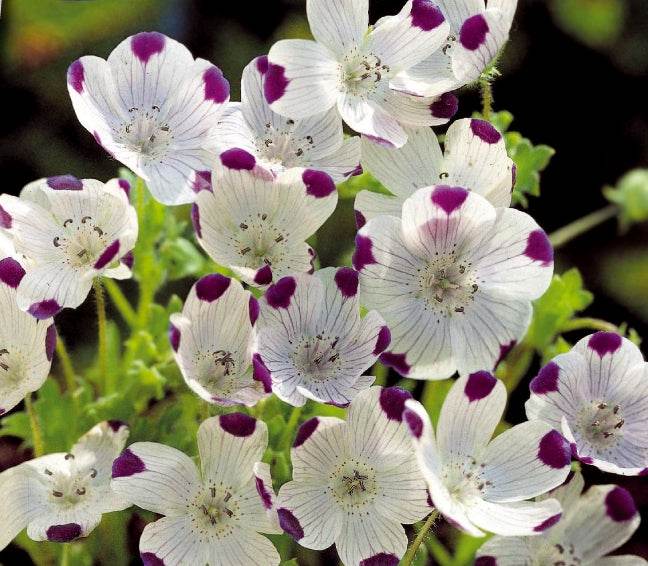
[1, 0, 647, 563]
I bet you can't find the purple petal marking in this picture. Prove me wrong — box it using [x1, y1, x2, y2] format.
[427, 491, 434, 507]
[46, 523, 81, 542]
[639, 468, 648, 477]
[249, 296, 260, 325]
[0, 204, 12, 229]
[28, 299, 62, 320]
[195, 274, 231, 302]
[255, 55, 269, 75]
[373, 326, 391, 355]
[107, 420, 127, 432]
[379, 386, 413, 422]
[254, 264, 273, 286]
[191, 204, 202, 238]
[538, 430, 571, 469]
[255, 475, 273, 509]
[605, 487, 637, 522]
[352, 234, 377, 271]
[220, 148, 256, 170]
[168, 323, 181, 352]
[0, 257, 25, 288]
[334, 267, 359, 298]
[534, 513, 561, 532]
[67, 60, 85, 94]
[404, 409, 424, 439]
[203, 66, 230, 103]
[470, 119, 501, 144]
[355, 209, 367, 229]
[47, 175, 83, 191]
[131, 31, 166, 64]
[45, 324, 57, 361]
[265, 276, 297, 309]
[410, 0, 445, 31]
[303, 169, 336, 198]
[94, 239, 120, 269]
[495, 340, 516, 369]
[460, 14, 489, 50]
[219, 413, 257, 437]
[121, 250, 134, 270]
[431, 185, 469, 214]
[360, 553, 399, 566]
[464, 371, 497, 402]
[346, 164, 363, 177]
[430, 92, 459, 119]
[294, 417, 319, 448]
[570, 442, 593, 464]
[475, 558, 497, 566]
[511, 164, 517, 187]
[252, 353, 272, 393]
[277, 508, 304, 540]
[112, 448, 146, 478]
[524, 230, 553, 266]
[379, 351, 411, 376]
[264, 63, 289, 104]
[141, 552, 165, 566]
[363, 134, 396, 148]
[530, 362, 560, 394]
[191, 170, 212, 193]
[588, 331, 622, 357]
[117, 179, 131, 197]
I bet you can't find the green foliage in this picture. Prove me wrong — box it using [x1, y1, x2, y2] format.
[550, 0, 626, 49]
[337, 170, 390, 200]
[603, 168, 648, 231]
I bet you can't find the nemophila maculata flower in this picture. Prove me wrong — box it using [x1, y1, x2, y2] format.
[0, 176, 138, 318]
[265, 0, 458, 148]
[403, 372, 572, 537]
[214, 56, 361, 182]
[0, 256, 56, 416]
[276, 386, 431, 566]
[111, 414, 281, 566]
[169, 273, 270, 406]
[0, 421, 130, 549]
[67, 31, 230, 205]
[477, 473, 646, 566]
[353, 184, 553, 379]
[526, 332, 648, 476]
[192, 158, 336, 287]
[355, 118, 514, 227]
[256, 267, 390, 407]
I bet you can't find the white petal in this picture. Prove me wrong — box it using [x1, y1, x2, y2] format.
[139, 516, 208, 566]
[389, 51, 459, 98]
[354, 191, 404, 226]
[309, 135, 362, 182]
[241, 58, 276, 136]
[214, 102, 258, 154]
[206, 530, 281, 565]
[307, 0, 368, 58]
[0, 466, 45, 550]
[382, 88, 457, 127]
[436, 0, 485, 30]
[476, 535, 537, 566]
[251, 462, 281, 534]
[72, 420, 130, 485]
[591, 557, 648, 566]
[466, 497, 563, 536]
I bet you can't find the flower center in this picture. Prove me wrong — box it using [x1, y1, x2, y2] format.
[442, 456, 491, 504]
[545, 541, 582, 566]
[234, 214, 288, 269]
[330, 459, 377, 511]
[195, 350, 238, 391]
[43, 453, 96, 506]
[292, 334, 341, 382]
[258, 119, 314, 169]
[417, 254, 478, 316]
[0, 348, 24, 385]
[576, 401, 625, 449]
[341, 51, 391, 96]
[53, 215, 109, 268]
[117, 106, 173, 162]
[190, 485, 240, 540]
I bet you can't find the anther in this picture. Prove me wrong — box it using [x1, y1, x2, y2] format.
[53, 237, 61, 247]
[275, 235, 284, 243]
[210, 487, 216, 498]
[454, 307, 464, 313]
[241, 247, 251, 255]
[239, 223, 248, 230]
[52, 491, 64, 497]
[598, 402, 608, 409]
[613, 405, 620, 414]
[90, 468, 97, 478]
[81, 216, 91, 224]
[614, 419, 624, 429]
[44, 469, 53, 476]
[63, 219, 74, 228]
[76, 488, 86, 496]
[65, 453, 75, 460]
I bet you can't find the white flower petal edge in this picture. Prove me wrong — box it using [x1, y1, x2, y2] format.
[526, 331, 648, 475]
[67, 32, 230, 205]
[256, 267, 390, 407]
[169, 273, 270, 406]
[403, 372, 572, 537]
[111, 414, 279, 566]
[0, 176, 138, 318]
[276, 386, 431, 566]
[0, 421, 129, 550]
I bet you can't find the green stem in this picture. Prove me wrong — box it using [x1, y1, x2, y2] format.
[55, 338, 76, 395]
[480, 78, 493, 120]
[281, 406, 303, 449]
[496, 340, 534, 393]
[134, 178, 156, 330]
[25, 393, 44, 457]
[548, 204, 618, 249]
[103, 279, 136, 327]
[401, 510, 439, 566]
[60, 543, 70, 566]
[560, 317, 619, 334]
[94, 278, 109, 394]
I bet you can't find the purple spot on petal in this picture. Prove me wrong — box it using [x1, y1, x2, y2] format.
[470, 119, 501, 144]
[355, 209, 367, 229]
[294, 417, 319, 448]
[588, 332, 622, 357]
[94, 239, 120, 270]
[46, 523, 81, 542]
[0, 257, 25, 288]
[264, 63, 289, 104]
[277, 508, 304, 540]
[534, 513, 561, 532]
[220, 148, 256, 170]
[363, 134, 396, 148]
[121, 250, 134, 270]
[530, 362, 560, 394]
[191, 204, 202, 238]
[430, 92, 458, 119]
[379, 386, 412, 422]
[107, 420, 127, 432]
[254, 264, 273, 285]
[47, 175, 83, 191]
[639, 468, 648, 477]
[131, 31, 165, 64]
[45, 324, 57, 361]
[410, 0, 445, 31]
[141, 552, 165, 566]
[494, 340, 516, 369]
[346, 164, 363, 177]
[252, 353, 272, 393]
[511, 164, 517, 187]
[431, 185, 469, 214]
[605, 487, 637, 521]
[28, 299, 62, 320]
[460, 14, 489, 50]
[426, 491, 434, 507]
[112, 448, 146, 478]
[379, 351, 411, 376]
[373, 326, 391, 355]
[404, 409, 423, 439]
[219, 413, 257, 437]
[538, 430, 571, 469]
[334, 267, 358, 298]
[249, 296, 260, 325]
[195, 274, 231, 302]
[303, 169, 336, 198]
[255, 475, 273, 509]
[67, 60, 85, 94]
[524, 230, 553, 266]
[118, 179, 131, 196]
[191, 170, 212, 193]
[475, 558, 497, 566]
[169, 323, 181, 352]
[352, 234, 377, 271]
[464, 371, 497, 402]
[203, 66, 230, 103]
[255, 55, 269, 75]
[265, 276, 296, 309]
[0, 205, 12, 229]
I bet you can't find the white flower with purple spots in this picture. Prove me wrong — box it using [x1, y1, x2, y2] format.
[0, 256, 56, 416]
[192, 160, 336, 287]
[0, 420, 130, 549]
[355, 118, 514, 227]
[476, 473, 646, 566]
[265, 0, 458, 148]
[403, 372, 572, 536]
[111, 414, 280, 566]
[169, 273, 270, 406]
[526, 332, 648, 476]
[67, 31, 230, 205]
[353, 184, 553, 379]
[0, 176, 138, 318]
[276, 386, 431, 566]
[256, 267, 390, 407]
[214, 56, 361, 182]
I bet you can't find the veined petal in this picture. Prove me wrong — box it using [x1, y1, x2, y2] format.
[466, 497, 563, 536]
[139, 516, 208, 566]
[240, 57, 276, 137]
[389, 51, 459, 98]
[354, 191, 403, 226]
[383, 89, 458, 128]
[213, 102, 258, 155]
[205, 529, 281, 565]
[0, 467, 46, 550]
[476, 535, 538, 565]
[435, 0, 485, 31]
[72, 421, 130, 486]
[307, 0, 369, 58]
[290, 416, 348, 482]
[309, 135, 362, 182]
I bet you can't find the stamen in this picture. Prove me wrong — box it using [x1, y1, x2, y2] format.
[76, 488, 86, 496]
[65, 453, 75, 460]
[52, 491, 64, 497]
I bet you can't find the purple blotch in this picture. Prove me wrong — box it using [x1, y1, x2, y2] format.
[379, 351, 411, 376]
[265, 276, 296, 309]
[28, 299, 62, 320]
[534, 513, 561, 532]
[255, 475, 273, 509]
[94, 240, 120, 270]
[255, 55, 269, 75]
[203, 66, 230, 103]
[464, 371, 497, 402]
[470, 119, 501, 144]
[0, 205, 11, 229]
[373, 326, 391, 356]
[249, 296, 260, 325]
[191, 204, 202, 238]
[107, 420, 127, 432]
[219, 413, 257, 437]
[131, 32, 166, 64]
[121, 250, 134, 270]
[264, 63, 289, 104]
[112, 448, 146, 478]
[118, 179, 131, 196]
[0, 257, 26, 288]
[334, 267, 358, 298]
[460, 14, 489, 50]
[494, 340, 516, 369]
[277, 508, 304, 540]
[430, 92, 458, 119]
[605, 487, 637, 522]
[195, 274, 231, 302]
[252, 353, 272, 393]
[363, 134, 396, 148]
[355, 209, 367, 229]
[346, 164, 363, 177]
[431, 185, 469, 214]
[404, 409, 424, 439]
[192, 170, 212, 193]
[379, 386, 413, 422]
[294, 417, 319, 448]
[46, 523, 82, 542]
[254, 264, 273, 286]
[303, 169, 336, 198]
[45, 324, 57, 362]
[67, 60, 85, 94]
[168, 323, 181, 352]
[524, 230, 553, 266]
[530, 362, 560, 395]
[220, 148, 256, 170]
[141, 552, 165, 566]
[410, 0, 445, 31]
[47, 175, 83, 191]
[538, 430, 571, 469]
[588, 332, 622, 357]
[475, 558, 497, 566]
[352, 234, 377, 271]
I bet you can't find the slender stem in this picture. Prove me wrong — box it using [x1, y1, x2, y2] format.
[496, 340, 534, 394]
[25, 394, 44, 457]
[55, 338, 76, 395]
[560, 317, 619, 334]
[281, 406, 303, 449]
[60, 543, 70, 566]
[103, 279, 136, 327]
[549, 204, 618, 249]
[480, 78, 493, 120]
[401, 510, 439, 566]
[94, 278, 109, 394]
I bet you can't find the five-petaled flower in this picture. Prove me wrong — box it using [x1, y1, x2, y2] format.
[526, 332, 648, 476]
[0, 421, 130, 549]
[265, 0, 458, 148]
[67, 32, 230, 205]
[403, 372, 572, 536]
[111, 414, 281, 566]
[0, 176, 138, 319]
[276, 386, 432, 566]
[476, 473, 645, 566]
[256, 267, 391, 407]
[353, 184, 553, 379]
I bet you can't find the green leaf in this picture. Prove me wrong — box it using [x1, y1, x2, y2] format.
[337, 171, 390, 200]
[159, 237, 208, 280]
[550, 0, 625, 49]
[603, 169, 648, 231]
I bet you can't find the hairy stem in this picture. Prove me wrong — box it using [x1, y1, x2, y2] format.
[104, 279, 136, 327]
[25, 393, 44, 457]
[281, 406, 303, 449]
[94, 278, 109, 394]
[560, 317, 619, 334]
[55, 338, 76, 395]
[60, 543, 70, 566]
[549, 204, 618, 249]
[480, 78, 493, 120]
[401, 510, 439, 566]
[497, 340, 534, 393]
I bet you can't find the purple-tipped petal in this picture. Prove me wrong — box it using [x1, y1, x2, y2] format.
[255, 475, 273, 509]
[430, 92, 458, 119]
[470, 119, 501, 144]
[460, 14, 489, 50]
[219, 413, 257, 437]
[112, 448, 146, 478]
[588, 332, 622, 357]
[431, 185, 469, 214]
[0, 257, 25, 288]
[265, 276, 296, 309]
[168, 323, 181, 352]
[249, 296, 260, 325]
[538, 430, 571, 469]
[475, 558, 497, 566]
[191, 170, 212, 193]
[379, 387, 412, 422]
[255, 55, 269, 74]
[534, 513, 561, 532]
[141, 552, 165, 566]
[67, 60, 85, 94]
[524, 230, 553, 266]
[45, 324, 57, 361]
[203, 66, 229, 103]
[373, 326, 391, 355]
[294, 417, 319, 448]
[355, 209, 367, 229]
[404, 409, 424, 439]
[352, 234, 377, 271]
[47, 175, 83, 191]
[494, 340, 516, 368]
[379, 351, 410, 376]
[363, 134, 396, 148]
[191, 204, 202, 238]
[0, 204, 12, 229]
[264, 63, 289, 104]
[277, 508, 304, 540]
[334, 267, 359, 298]
[131, 32, 166, 64]
[464, 371, 497, 402]
[530, 362, 560, 394]
[117, 179, 131, 196]
[94, 240, 120, 269]
[252, 353, 272, 393]
[605, 487, 637, 522]
[253, 264, 273, 285]
[121, 250, 134, 270]
[28, 299, 62, 320]
[410, 0, 445, 31]
[303, 169, 336, 198]
[46, 523, 81, 542]
[220, 148, 256, 170]
[195, 274, 231, 302]
[107, 420, 128, 432]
